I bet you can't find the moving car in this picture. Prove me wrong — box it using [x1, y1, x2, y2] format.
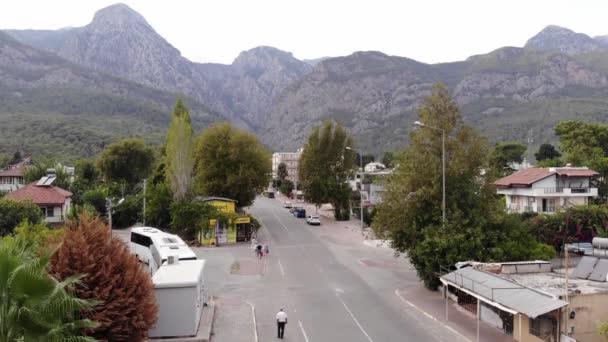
[267, 192, 275, 198]
[293, 207, 306, 218]
[283, 201, 293, 208]
[306, 215, 321, 225]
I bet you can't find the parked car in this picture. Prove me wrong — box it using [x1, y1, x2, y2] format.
[294, 208, 306, 218]
[283, 201, 293, 208]
[306, 215, 321, 225]
[267, 192, 275, 198]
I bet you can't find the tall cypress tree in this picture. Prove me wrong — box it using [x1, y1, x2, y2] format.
[166, 97, 194, 201]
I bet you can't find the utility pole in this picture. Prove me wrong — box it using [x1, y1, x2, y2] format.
[143, 178, 147, 226]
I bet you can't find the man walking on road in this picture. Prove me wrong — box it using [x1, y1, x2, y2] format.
[276, 308, 288, 339]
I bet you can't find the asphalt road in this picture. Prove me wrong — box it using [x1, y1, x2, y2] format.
[243, 196, 466, 342]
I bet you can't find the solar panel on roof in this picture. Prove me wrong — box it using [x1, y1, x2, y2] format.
[589, 258, 608, 282]
[43, 177, 56, 186]
[573, 256, 598, 279]
[37, 176, 49, 186]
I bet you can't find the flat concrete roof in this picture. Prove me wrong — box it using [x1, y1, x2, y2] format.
[503, 269, 608, 297]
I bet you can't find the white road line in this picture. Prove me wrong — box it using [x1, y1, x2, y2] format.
[278, 258, 285, 277]
[336, 294, 374, 342]
[245, 301, 259, 342]
[298, 320, 310, 342]
[272, 211, 291, 233]
[394, 289, 471, 342]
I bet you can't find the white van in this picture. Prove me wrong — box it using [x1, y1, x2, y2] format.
[130, 227, 197, 274]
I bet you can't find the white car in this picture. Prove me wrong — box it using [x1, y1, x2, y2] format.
[283, 201, 293, 208]
[306, 215, 321, 225]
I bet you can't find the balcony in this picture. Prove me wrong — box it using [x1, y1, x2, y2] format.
[508, 205, 535, 213]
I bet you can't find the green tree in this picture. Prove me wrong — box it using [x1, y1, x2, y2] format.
[299, 120, 355, 220]
[382, 151, 396, 168]
[0, 153, 10, 169]
[82, 188, 107, 215]
[193, 123, 271, 207]
[75, 159, 99, 184]
[145, 182, 173, 229]
[50, 215, 158, 341]
[555, 121, 608, 198]
[165, 98, 194, 201]
[13, 220, 63, 256]
[0, 237, 96, 342]
[535, 143, 561, 162]
[0, 199, 43, 236]
[277, 162, 288, 181]
[97, 138, 155, 185]
[279, 179, 294, 196]
[489, 142, 527, 176]
[170, 200, 218, 241]
[372, 84, 545, 289]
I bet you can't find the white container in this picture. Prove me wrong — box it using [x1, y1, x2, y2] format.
[149, 260, 207, 338]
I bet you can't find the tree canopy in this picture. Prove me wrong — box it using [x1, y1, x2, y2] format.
[372, 84, 553, 288]
[535, 143, 561, 162]
[277, 162, 288, 181]
[0, 199, 43, 236]
[97, 138, 155, 185]
[489, 142, 527, 177]
[165, 98, 194, 201]
[193, 123, 271, 207]
[382, 151, 396, 168]
[298, 120, 355, 220]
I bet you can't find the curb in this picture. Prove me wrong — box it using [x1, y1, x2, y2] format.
[394, 289, 471, 342]
[246, 301, 259, 342]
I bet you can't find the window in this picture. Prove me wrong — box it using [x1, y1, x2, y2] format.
[46, 207, 54, 217]
[131, 233, 153, 247]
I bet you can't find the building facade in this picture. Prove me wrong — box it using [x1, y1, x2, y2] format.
[495, 167, 599, 214]
[0, 166, 25, 192]
[272, 149, 303, 184]
[5, 176, 72, 224]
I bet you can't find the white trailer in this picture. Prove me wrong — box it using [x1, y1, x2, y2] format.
[149, 259, 207, 338]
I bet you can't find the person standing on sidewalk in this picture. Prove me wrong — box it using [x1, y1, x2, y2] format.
[276, 308, 288, 339]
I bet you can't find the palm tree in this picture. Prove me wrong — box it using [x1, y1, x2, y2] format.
[0, 237, 96, 342]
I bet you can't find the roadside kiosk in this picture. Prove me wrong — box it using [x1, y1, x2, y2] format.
[194, 196, 253, 245]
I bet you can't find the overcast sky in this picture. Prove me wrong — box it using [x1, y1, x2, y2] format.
[2, 0, 606, 64]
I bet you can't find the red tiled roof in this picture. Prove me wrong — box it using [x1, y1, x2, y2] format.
[556, 169, 599, 177]
[0, 166, 25, 177]
[495, 167, 599, 187]
[5, 182, 72, 205]
[494, 168, 554, 187]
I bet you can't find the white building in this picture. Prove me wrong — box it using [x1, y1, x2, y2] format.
[495, 167, 599, 214]
[0, 166, 25, 192]
[5, 175, 72, 224]
[272, 149, 303, 183]
[364, 162, 385, 173]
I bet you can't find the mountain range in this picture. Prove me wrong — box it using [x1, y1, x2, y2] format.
[3, 3, 608, 159]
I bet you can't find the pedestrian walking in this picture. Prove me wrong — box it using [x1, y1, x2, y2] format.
[276, 308, 288, 339]
[263, 244, 270, 256]
[256, 243, 263, 259]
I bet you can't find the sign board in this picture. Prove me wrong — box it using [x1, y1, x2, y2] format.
[234, 217, 251, 224]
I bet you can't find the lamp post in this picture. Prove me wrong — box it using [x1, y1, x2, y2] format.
[345, 146, 364, 232]
[414, 120, 446, 226]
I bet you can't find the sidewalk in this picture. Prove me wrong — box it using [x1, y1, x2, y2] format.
[397, 286, 514, 342]
[211, 297, 257, 342]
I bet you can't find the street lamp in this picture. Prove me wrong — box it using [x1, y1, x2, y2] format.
[345, 146, 364, 232]
[106, 197, 125, 237]
[414, 120, 446, 225]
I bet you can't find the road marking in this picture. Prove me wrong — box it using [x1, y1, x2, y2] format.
[298, 320, 310, 342]
[278, 258, 285, 276]
[394, 289, 471, 342]
[245, 301, 259, 342]
[272, 211, 291, 233]
[336, 293, 374, 342]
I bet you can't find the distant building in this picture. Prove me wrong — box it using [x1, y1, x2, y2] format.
[0, 166, 26, 192]
[272, 148, 303, 184]
[193, 196, 252, 245]
[364, 162, 385, 173]
[494, 167, 599, 214]
[5, 175, 72, 224]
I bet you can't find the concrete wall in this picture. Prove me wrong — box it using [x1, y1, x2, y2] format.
[568, 293, 608, 342]
[512, 313, 546, 342]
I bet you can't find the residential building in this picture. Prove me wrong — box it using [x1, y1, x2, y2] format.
[0, 166, 26, 192]
[272, 149, 303, 184]
[5, 176, 72, 224]
[494, 167, 599, 214]
[364, 162, 385, 173]
[442, 253, 608, 342]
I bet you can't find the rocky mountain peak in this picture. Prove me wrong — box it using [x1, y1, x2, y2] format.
[91, 3, 150, 29]
[524, 25, 604, 55]
[232, 46, 311, 74]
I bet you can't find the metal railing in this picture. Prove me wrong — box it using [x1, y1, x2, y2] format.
[571, 187, 590, 193]
[543, 187, 564, 194]
[439, 266, 522, 303]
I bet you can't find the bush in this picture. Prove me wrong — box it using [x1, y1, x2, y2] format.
[50, 214, 158, 341]
[145, 182, 173, 229]
[13, 220, 63, 256]
[83, 188, 107, 214]
[112, 195, 142, 228]
[170, 200, 218, 241]
[0, 199, 43, 236]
